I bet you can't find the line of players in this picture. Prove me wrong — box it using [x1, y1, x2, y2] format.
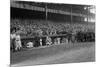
[10, 33, 71, 52]
[10, 27, 95, 52]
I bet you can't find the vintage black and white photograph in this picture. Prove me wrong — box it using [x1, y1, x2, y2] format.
[10, 0, 95, 67]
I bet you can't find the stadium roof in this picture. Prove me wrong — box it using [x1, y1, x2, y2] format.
[11, 1, 95, 18]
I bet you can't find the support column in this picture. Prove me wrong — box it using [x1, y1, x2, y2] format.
[87, 6, 89, 23]
[45, 3, 48, 21]
[71, 5, 73, 23]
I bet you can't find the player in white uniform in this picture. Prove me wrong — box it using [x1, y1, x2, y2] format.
[10, 33, 16, 51]
[15, 34, 22, 51]
[46, 36, 52, 46]
[57, 37, 61, 45]
[10, 27, 22, 51]
[26, 42, 33, 48]
[40, 38, 42, 46]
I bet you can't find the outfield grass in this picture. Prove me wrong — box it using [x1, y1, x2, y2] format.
[11, 42, 95, 66]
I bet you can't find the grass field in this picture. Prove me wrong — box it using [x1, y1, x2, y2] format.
[10, 42, 95, 67]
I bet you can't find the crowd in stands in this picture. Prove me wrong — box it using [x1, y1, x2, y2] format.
[11, 19, 95, 37]
[10, 19, 95, 52]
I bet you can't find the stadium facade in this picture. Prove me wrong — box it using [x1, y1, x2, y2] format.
[11, 1, 95, 23]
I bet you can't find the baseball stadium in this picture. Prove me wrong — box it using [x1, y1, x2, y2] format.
[10, 1, 95, 66]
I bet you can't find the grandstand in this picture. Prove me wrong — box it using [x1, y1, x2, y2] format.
[11, 1, 95, 23]
[10, 1, 95, 41]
